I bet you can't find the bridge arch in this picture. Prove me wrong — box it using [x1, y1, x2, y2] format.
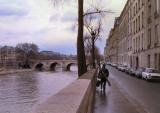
[66, 63, 77, 71]
[50, 62, 60, 71]
[35, 63, 44, 71]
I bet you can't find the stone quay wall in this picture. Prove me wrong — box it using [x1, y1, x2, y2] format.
[30, 69, 97, 113]
[0, 69, 33, 75]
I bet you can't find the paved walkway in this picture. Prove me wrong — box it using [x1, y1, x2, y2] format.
[94, 77, 141, 113]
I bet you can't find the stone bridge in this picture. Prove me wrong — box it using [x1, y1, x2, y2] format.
[33, 60, 77, 71]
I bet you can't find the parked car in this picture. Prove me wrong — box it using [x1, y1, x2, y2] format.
[106, 62, 111, 65]
[128, 68, 136, 76]
[135, 67, 145, 78]
[111, 63, 117, 68]
[117, 65, 127, 72]
[142, 68, 160, 81]
[124, 67, 132, 74]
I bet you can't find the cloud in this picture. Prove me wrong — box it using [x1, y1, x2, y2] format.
[0, 6, 28, 16]
[0, 0, 127, 54]
[0, 0, 29, 17]
[61, 12, 77, 22]
[49, 13, 61, 22]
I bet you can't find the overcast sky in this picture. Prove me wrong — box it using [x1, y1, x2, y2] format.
[0, 0, 127, 55]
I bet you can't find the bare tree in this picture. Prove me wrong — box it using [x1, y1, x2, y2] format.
[84, 34, 102, 68]
[50, 0, 113, 75]
[84, 14, 102, 68]
[16, 43, 39, 68]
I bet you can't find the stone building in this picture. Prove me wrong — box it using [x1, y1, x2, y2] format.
[105, 0, 160, 69]
[105, 18, 119, 64]
[130, 0, 146, 69]
[118, 1, 130, 66]
[143, 0, 160, 69]
[0, 46, 17, 69]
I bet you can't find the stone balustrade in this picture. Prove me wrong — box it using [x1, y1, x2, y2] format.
[30, 69, 97, 113]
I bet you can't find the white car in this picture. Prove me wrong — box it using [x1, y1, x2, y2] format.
[142, 68, 160, 81]
[117, 65, 127, 72]
[111, 63, 117, 67]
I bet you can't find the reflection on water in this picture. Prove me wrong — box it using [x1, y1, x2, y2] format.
[70, 65, 78, 72]
[0, 66, 77, 113]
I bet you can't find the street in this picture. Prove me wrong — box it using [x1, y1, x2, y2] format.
[106, 65, 160, 113]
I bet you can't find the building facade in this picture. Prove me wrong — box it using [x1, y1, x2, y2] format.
[105, 18, 119, 64]
[105, 0, 160, 69]
[0, 46, 17, 69]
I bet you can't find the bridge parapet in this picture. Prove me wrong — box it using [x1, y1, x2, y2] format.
[30, 69, 97, 113]
[33, 60, 77, 71]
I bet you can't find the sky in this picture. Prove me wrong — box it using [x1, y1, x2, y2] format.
[0, 0, 127, 55]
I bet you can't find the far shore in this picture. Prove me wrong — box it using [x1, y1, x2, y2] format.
[0, 69, 34, 75]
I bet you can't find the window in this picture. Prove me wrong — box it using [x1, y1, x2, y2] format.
[142, 0, 144, 6]
[159, 54, 160, 70]
[155, 0, 159, 13]
[134, 6, 135, 16]
[136, 37, 138, 52]
[148, 55, 150, 68]
[148, 28, 151, 48]
[138, 36, 140, 51]
[134, 39, 135, 52]
[138, 16, 140, 31]
[155, 24, 159, 45]
[134, 21, 136, 34]
[142, 12, 144, 28]
[148, 5, 152, 17]
[136, 3, 138, 13]
[130, 38, 132, 50]
[142, 33, 144, 50]
[155, 53, 158, 69]
[131, 23, 132, 35]
[136, 18, 138, 33]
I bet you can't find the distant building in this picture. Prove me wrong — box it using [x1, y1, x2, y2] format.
[0, 46, 17, 68]
[105, 18, 119, 64]
[40, 51, 58, 56]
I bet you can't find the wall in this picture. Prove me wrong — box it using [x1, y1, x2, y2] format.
[30, 69, 97, 113]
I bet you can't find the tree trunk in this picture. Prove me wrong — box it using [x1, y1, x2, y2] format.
[77, 0, 87, 76]
[92, 37, 96, 69]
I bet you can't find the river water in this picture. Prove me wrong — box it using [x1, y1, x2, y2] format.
[0, 67, 78, 113]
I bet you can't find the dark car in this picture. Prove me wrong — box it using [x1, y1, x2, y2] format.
[135, 67, 145, 78]
[129, 68, 136, 76]
[125, 67, 132, 74]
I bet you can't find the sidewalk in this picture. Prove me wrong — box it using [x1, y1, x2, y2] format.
[94, 77, 140, 113]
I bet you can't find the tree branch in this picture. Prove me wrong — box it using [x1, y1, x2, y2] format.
[83, 10, 114, 17]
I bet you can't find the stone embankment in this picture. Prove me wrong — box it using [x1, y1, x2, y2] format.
[31, 69, 97, 113]
[0, 69, 33, 75]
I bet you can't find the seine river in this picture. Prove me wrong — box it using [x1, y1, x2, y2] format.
[0, 67, 77, 113]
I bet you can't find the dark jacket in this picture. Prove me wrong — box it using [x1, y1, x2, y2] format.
[98, 67, 109, 81]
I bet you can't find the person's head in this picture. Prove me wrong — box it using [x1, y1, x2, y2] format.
[102, 64, 105, 68]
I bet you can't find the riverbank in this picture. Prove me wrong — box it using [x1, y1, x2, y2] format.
[0, 69, 33, 75]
